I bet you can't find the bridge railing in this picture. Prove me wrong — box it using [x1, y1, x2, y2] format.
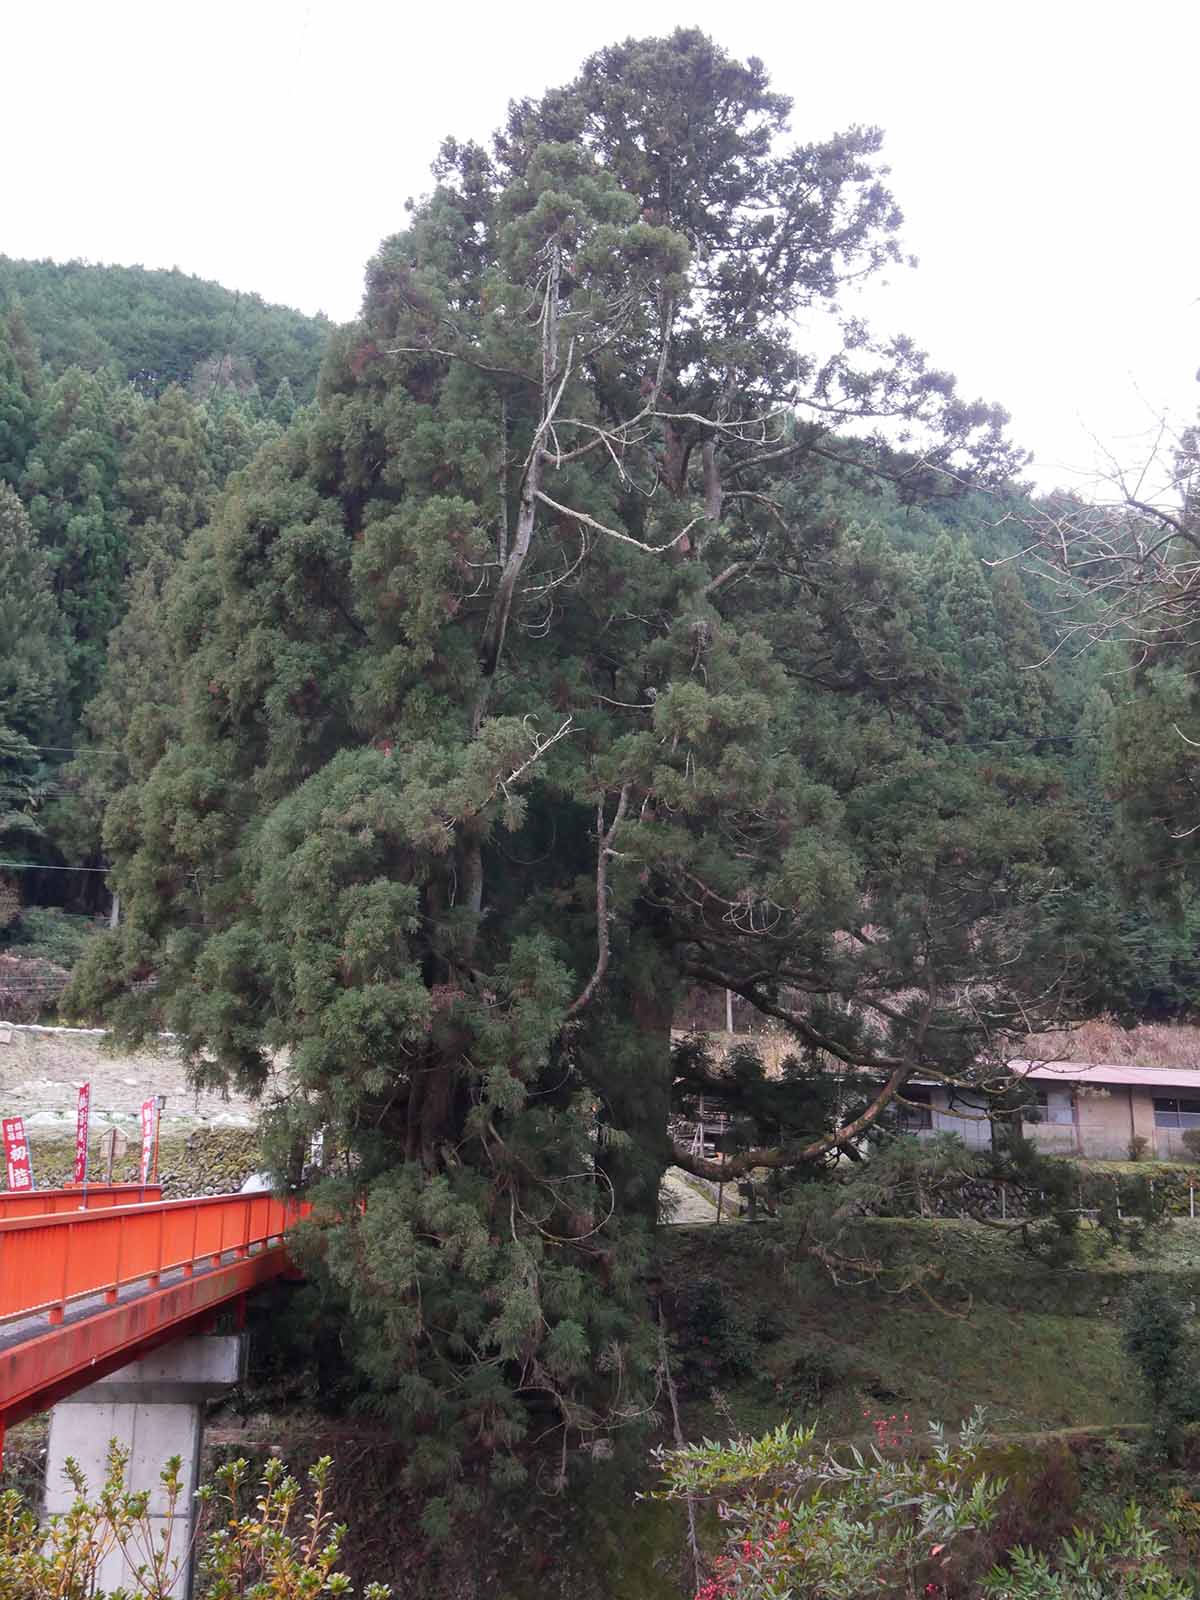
[0, 1192, 305, 1328]
[0, 1184, 163, 1220]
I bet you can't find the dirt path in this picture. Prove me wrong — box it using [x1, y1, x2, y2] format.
[661, 1166, 724, 1224]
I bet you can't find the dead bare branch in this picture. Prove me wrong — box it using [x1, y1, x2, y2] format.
[535, 490, 706, 554]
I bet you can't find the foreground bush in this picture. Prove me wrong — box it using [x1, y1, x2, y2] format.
[981, 1502, 1186, 1599]
[0, 1445, 391, 1599]
[657, 1413, 1192, 1599]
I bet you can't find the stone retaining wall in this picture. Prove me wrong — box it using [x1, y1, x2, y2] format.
[23, 1127, 263, 1199]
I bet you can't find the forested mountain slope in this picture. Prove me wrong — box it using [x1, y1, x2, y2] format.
[0, 271, 331, 939]
[0, 256, 332, 399]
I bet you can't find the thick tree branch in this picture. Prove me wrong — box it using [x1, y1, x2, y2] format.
[565, 784, 629, 1019]
[671, 1059, 915, 1181]
[682, 962, 908, 1073]
[703, 562, 746, 597]
[671, 977, 939, 1180]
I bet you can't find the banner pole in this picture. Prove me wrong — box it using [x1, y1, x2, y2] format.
[138, 1095, 157, 1199]
[152, 1095, 164, 1184]
[81, 1083, 90, 1207]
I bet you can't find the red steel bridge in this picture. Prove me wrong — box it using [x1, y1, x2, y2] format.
[0, 1184, 306, 1461]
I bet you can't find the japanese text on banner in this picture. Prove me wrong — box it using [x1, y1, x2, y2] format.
[3, 1115, 35, 1191]
[139, 1097, 156, 1185]
[74, 1081, 91, 1185]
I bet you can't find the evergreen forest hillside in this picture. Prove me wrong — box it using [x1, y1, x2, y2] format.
[0, 256, 330, 398]
[4, 27, 1200, 1596]
[0, 260, 331, 955]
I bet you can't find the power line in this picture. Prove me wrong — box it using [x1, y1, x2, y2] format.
[960, 732, 1076, 746]
[17, 746, 121, 756]
[13, 732, 1085, 758]
[0, 861, 112, 873]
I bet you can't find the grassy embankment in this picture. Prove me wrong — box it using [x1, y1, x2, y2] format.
[661, 1217, 1200, 1442]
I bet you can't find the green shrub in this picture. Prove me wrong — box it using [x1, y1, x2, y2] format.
[1122, 1282, 1184, 1409]
[982, 1502, 1189, 1599]
[0, 1442, 391, 1599]
[774, 1336, 855, 1408]
[749, 1304, 786, 1345]
[6, 906, 100, 969]
[672, 1277, 757, 1388]
[1120, 1281, 1200, 1458]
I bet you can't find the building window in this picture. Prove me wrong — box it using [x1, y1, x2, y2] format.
[895, 1088, 933, 1132]
[1035, 1088, 1074, 1126]
[1152, 1097, 1200, 1131]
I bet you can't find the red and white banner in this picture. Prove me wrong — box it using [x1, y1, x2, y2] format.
[139, 1097, 156, 1185]
[74, 1082, 91, 1185]
[3, 1115, 35, 1192]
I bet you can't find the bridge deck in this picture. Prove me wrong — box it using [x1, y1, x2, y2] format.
[0, 1192, 305, 1456]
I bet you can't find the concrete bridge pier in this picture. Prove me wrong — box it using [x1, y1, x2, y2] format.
[44, 1334, 244, 1599]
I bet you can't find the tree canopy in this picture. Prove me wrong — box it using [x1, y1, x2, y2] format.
[63, 29, 1129, 1509]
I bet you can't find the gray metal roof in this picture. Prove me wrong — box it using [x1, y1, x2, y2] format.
[1009, 1060, 1200, 1090]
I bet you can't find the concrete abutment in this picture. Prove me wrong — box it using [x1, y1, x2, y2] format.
[44, 1334, 244, 1598]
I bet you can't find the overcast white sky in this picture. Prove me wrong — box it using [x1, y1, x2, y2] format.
[6, 0, 1197, 491]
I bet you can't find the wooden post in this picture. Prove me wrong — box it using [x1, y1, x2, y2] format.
[104, 1127, 116, 1185]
